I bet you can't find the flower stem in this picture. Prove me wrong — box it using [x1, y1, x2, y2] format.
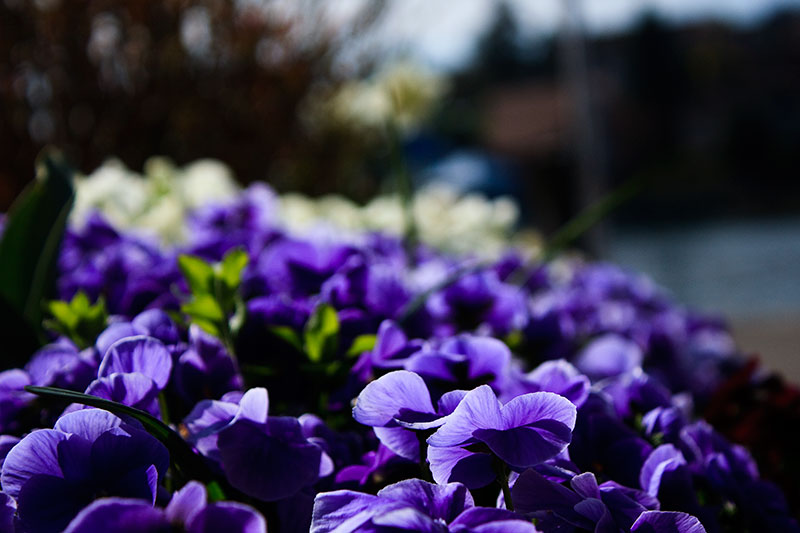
[497, 463, 514, 512]
[416, 431, 432, 481]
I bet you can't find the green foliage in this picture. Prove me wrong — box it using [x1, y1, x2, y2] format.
[44, 291, 108, 349]
[178, 248, 248, 352]
[0, 151, 75, 369]
[304, 303, 340, 363]
[346, 334, 377, 358]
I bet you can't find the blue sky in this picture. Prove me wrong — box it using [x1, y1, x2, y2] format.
[368, 0, 800, 69]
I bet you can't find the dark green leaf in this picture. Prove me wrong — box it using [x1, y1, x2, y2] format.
[268, 325, 304, 352]
[25, 385, 216, 483]
[304, 303, 339, 363]
[178, 255, 215, 295]
[205, 481, 226, 503]
[0, 151, 75, 367]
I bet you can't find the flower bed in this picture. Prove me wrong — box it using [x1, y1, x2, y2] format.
[0, 163, 797, 533]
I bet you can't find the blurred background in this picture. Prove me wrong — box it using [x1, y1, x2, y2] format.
[2, 0, 799, 380]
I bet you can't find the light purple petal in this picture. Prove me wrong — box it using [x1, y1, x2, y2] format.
[84, 373, 160, 416]
[55, 409, 123, 442]
[426, 445, 496, 489]
[165, 480, 206, 525]
[427, 385, 502, 447]
[377, 479, 473, 523]
[574, 334, 642, 380]
[373, 427, 419, 461]
[437, 390, 469, 416]
[500, 391, 577, 432]
[630, 510, 707, 533]
[1, 429, 67, 499]
[234, 388, 269, 425]
[99, 336, 173, 389]
[311, 490, 386, 533]
[640, 444, 688, 497]
[353, 371, 435, 427]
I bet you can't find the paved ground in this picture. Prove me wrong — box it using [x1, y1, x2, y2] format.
[606, 217, 800, 384]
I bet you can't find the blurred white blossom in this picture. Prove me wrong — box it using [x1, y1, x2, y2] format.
[74, 158, 540, 258]
[72, 157, 239, 243]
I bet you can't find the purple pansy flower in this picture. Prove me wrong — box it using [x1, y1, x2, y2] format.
[352, 370, 465, 461]
[183, 388, 333, 501]
[0, 409, 168, 533]
[63, 481, 266, 533]
[0, 370, 33, 434]
[403, 335, 512, 395]
[426, 385, 577, 488]
[311, 479, 538, 533]
[512, 468, 662, 531]
[25, 341, 96, 392]
[173, 325, 243, 406]
[97, 335, 173, 391]
[504, 359, 590, 407]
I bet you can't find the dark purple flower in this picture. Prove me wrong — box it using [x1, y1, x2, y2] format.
[505, 359, 590, 407]
[72, 372, 161, 417]
[174, 325, 243, 406]
[511, 468, 663, 532]
[0, 409, 168, 533]
[1, 491, 16, 533]
[351, 320, 424, 382]
[25, 341, 96, 392]
[311, 479, 537, 533]
[403, 335, 512, 394]
[0, 370, 33, 434]
[426, 385, 576, 488]
[63, 481, 266, 533]
[183, 388, 333, 501]
[574, 334, 643, 381]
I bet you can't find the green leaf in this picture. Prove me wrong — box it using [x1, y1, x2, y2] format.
[178, 255, 215, 295]
[25, 385, 216, 483]
[346, 334, 377, 358]
[205, 481, 226, 503]
[218, 248, 248, 291]
[304, 304, 339, 363]
[181, 294, 225, 323]
[0, 150, 75, 367]
[268, 325, 303, 352]
[44, 291, 108, 349]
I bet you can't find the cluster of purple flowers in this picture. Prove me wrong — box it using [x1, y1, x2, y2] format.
[0, 183, 796, 532]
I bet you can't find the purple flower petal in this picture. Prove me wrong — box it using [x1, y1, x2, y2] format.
[1, 429, 67, 499]
[630, 510, 707, 533]
[376, 479, 474, 523]
[427, 445, 496, 489]
[165, 480, 206, 525]
[218, 418, 325, 501]
[574, 334, 642, 381]
[83, 373, 160, 416]
[63, 498, 169, 533]
[98, 336, 173, 390]
[640, 444, 688, 497]
[427, 385, 502, 447]
[353, 371, 435, 427]
[54, 410, 124, 442]
[186, 502, 267, 533]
